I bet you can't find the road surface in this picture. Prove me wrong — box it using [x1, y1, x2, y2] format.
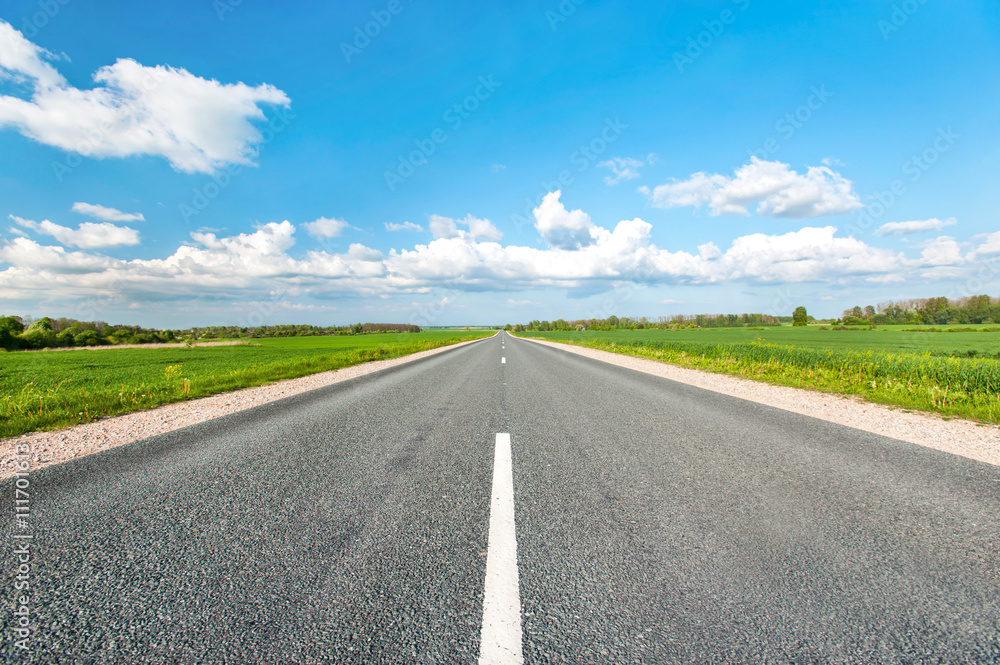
[3, 332, 999, 662]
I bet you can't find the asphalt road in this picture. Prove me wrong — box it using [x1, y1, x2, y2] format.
[2, 331, 999, 663]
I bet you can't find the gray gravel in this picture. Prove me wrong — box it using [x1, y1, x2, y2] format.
[1, 332, 998, 662]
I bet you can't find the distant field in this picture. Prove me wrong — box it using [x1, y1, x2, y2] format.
[518, 326, 1000, 424]
[0, 331, 492, 438]
[524, 325, 1000, 357]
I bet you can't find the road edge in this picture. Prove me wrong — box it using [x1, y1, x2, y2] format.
[514, 334, 1000, 467]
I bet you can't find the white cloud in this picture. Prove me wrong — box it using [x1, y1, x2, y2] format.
[917, 236, 965, 266]
[658, 298, 681, 304]
[506, 299, 541, 306]
[385, 221, 424, 232]
[10, 214, 140, 248]
[0, 20, 290, 173]
[874, 217, 957, 236]
[0, 237, 122, 272]
[0, 20, 64, 89]
[639, 157, 862, 218]
[428, 215, 459, 239]
[492, 164, 506, 173]
[599, 157, 644, 185]
[302, 217, 348, 238]
[532, 190, 595, 249]
[428, 214, 502, 241]
[0, 198, 977, 311]
[972, 230, 1000, 258]
[72, 202, 145, 222]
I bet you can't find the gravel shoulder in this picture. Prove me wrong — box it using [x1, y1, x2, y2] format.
[520, 336, 1000, 468]
[0, 335, 492, 479]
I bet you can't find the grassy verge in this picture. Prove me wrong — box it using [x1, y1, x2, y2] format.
[0, 331, 492, 438]
[517, 332, 1000, 425]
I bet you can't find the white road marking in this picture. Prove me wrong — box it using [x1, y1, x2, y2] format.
[501, 357, 506, 364]
[479, 433, 522, 665]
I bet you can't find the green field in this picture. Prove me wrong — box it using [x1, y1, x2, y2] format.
[525, 325, 1000, 356]
[0, 331, 492, 438]
[517, 326, 1000, 424]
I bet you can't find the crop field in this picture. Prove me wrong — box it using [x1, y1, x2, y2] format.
[518, 326, 1000, 424]
[0, 330, 493, 438]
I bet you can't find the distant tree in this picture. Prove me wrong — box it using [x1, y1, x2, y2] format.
[0, 316, 25, 350]
[21, 318, 56, 348]
[74, 330, 101, 346]
[792, 306, 808, 326]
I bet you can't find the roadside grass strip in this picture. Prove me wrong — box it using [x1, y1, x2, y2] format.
[0, 332, 491, 438]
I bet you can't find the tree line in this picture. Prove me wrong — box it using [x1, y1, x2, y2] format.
[840, 295, 998, 326]
[0, 316, 421, 351]
[505, 313, 784, 332]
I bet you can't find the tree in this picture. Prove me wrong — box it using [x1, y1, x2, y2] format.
[21, 318, 56, 349]
[74, 330, 101, 346]
[792, 306, 808, 326]
[0, 316, 25, 350]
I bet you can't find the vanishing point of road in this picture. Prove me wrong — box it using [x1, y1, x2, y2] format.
[3, 332, 999, 662]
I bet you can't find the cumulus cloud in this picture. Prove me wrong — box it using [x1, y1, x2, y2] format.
[0, 198, 970, 310]
[10, 214, 140, 248]
[385, 221, 424, 232]
[0, 20, 64, 89]
[302, 217, 348, 238]
[972, 231, 1000, 258]
[0, 20, 290, 173]
[917, 236, 965, 266]
[0, 237, 122, 272]
[598, 156, 646, 185]
[533, 190, 595, 249]
[72, 202, 145, 222]
[639, 157, 862, 218]
[874, 217, 957, 236]
[428, 214, 502, 241]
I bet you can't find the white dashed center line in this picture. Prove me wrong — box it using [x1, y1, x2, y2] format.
[479, 432, 522, 665]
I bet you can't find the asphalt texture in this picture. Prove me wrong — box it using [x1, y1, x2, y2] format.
[2, 331, 999, 663]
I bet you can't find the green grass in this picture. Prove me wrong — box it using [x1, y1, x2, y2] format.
[533, 324, 1000, 357]
[0, 331, 492, 438]
[517, 326, 1000, 424]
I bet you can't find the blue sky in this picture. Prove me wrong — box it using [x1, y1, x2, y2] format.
[1, 0, 998, 328]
